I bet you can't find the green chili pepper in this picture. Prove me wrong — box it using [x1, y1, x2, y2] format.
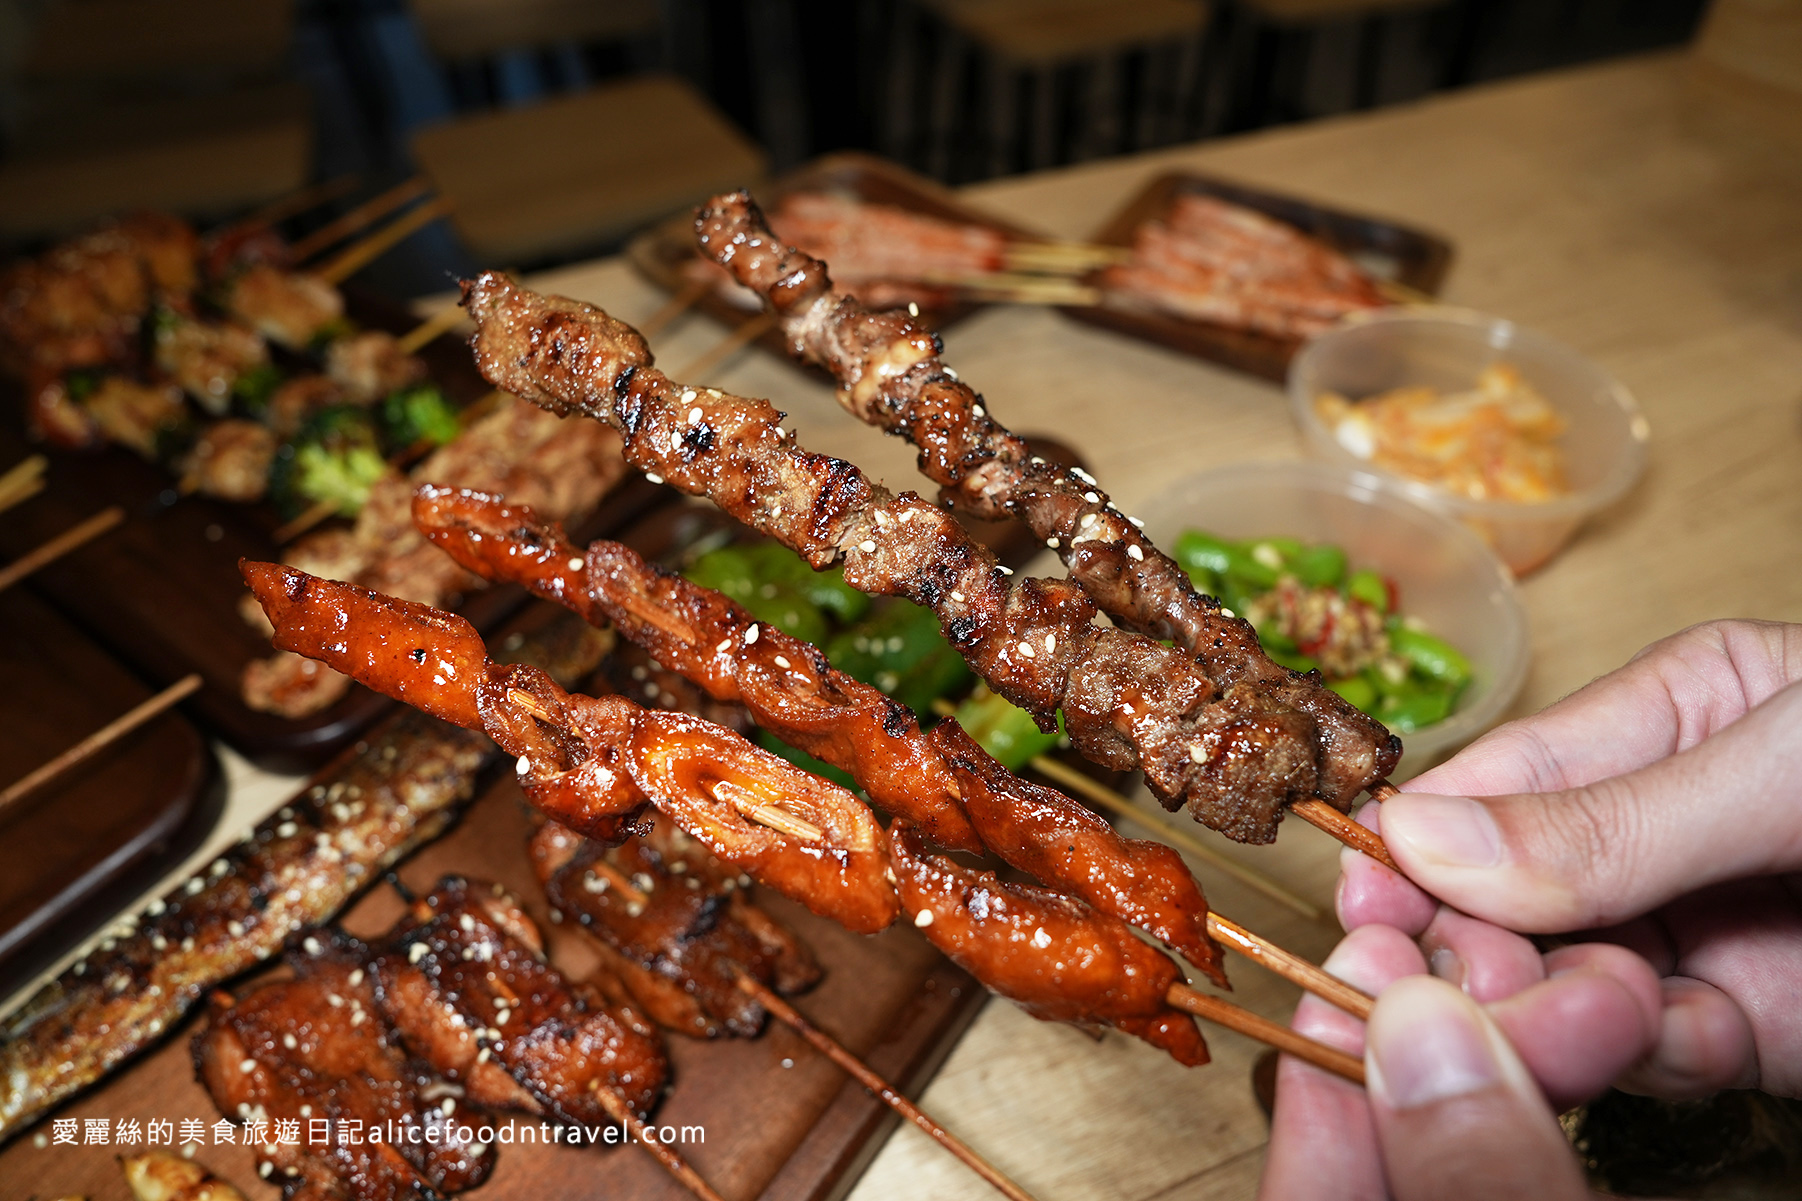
[1266, 648, 1319, 674]
[684, 546, 762, 603]
[1174, 530, 1234, 577]
[1378, 685, 1456, 732]
[1391, 627, 1473, 686]
[952, 687, 1059, 772]
[1328, 674, 1377, 713]
[1292, 543, 1348, 588]
[1346, 568, 1391, 613]
[826, 601, 971, 714]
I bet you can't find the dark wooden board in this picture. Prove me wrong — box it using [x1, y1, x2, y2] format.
[0, 718, 988, 1201]
[0, 291, 675, 771]
[627, 150, 1050, 366]
[0, 587, 222, 996]
[1060, 171, 1455, 382]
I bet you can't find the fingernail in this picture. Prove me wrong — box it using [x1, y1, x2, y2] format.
[1386, 794, 1502, 869]
[1367, 978, 1501, 1109]
[1429, 946, 1465, 988]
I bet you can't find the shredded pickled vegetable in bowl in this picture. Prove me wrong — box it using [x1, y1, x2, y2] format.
[1313, 363, 1569, 503]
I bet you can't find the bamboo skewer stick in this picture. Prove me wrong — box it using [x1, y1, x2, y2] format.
[587, 1082, 728, 1201]
[1167, 983, 1365, 1084]
[1369, 780, 1398, 802]
[919, 272, 1102, 306]
[0, 505, 124, 593]
[1206, 913, 1374, 1021]
[0, 454, 47, 514]
[395, 302, 471, 355]
[236, 174, 362, 231]
[316, 197, 455, 286]
[736, 974, 1040, 1201]
[1291, 798, 1399, 872]
[1001, 242, 1131, 275]
[0, 673, 203, 817]
[1025, 754, 1322, 921]
[673, 311, 780, 381]
[640, 277, 712, 340]
[290, 177, 433, 265]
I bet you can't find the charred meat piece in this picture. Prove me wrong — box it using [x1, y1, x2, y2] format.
[193, 930, 492, 1200]
[326, 331, 427, 405]
[0, 711, 489, 1145]
[695, 192, 1401, 817]
[458, 271, 1323, 844]
[371, 878, 667, 1123]
[538, 820, 821, 1038]
[887, 822, 1209, 1067]
[179, 419, 279, 501]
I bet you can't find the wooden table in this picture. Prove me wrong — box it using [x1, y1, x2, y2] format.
[10, 48, 1801, 1201]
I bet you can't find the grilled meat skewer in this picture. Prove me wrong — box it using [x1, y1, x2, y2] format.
[244, 568, 1214, 1065]
[459, 272, 1318, 844]
[414, 486, 1227, 985]
[241, 561, 899, 935]
[194, 930, 493, 1200]
[694, 192, 1399, 812]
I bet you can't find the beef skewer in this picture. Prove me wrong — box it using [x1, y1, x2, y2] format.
[240, 564, 1366, 1081]
[413, 486, 1374, 1013]
[692, 194, 1401, 814]
[458, 272, 1328, 848]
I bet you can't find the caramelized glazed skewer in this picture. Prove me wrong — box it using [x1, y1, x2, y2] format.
[243, 565, 1369, 1076]
[736, 974, 1040, 1201]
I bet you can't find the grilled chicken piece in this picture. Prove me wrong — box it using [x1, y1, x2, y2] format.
[266, 376, 346, 438]
[155, 316, 269, 415]
[193, 931, 492, 1201]
[326, 331, 427, 405]
[179, 419, 279, 501]
[371, 879, 667, 1123]
[123, 1149, 248, 1201]
[83, 376, 187, 459]
[887, 822, 1209, 1067]
[226, 263, 343, 350]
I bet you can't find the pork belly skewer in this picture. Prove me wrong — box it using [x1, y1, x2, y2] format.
[242, 565, 1365, 1081]
[694, 195, 1401, 822]
[459, 273, 1328, 848]
[415, 486, 1375, 1010]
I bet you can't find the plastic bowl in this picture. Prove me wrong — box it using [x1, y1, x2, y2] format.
[1139, 461, 1530, 774]
[1289, 307, 1649, 575]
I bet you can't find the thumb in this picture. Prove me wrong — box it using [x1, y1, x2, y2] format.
[1366, 976, 1589, 1201]
[1380, 682, 1802, 932]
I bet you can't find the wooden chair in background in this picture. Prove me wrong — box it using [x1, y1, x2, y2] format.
[886, 0, 1211, 179]
[410, 73, 767, 267]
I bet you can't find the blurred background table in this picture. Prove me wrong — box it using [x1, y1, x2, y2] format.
[8, 44, 1799, 1201]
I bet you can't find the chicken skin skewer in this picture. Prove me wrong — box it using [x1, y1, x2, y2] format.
[412, 484, 1227, 987]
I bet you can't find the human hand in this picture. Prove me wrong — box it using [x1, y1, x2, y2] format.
[1259, 925, 1636, 1201]
[1341, 618, 1802, 1099]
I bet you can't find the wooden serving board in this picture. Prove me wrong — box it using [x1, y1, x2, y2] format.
[0, 291, 672, 771]
[0, 713, 988, 1201]
[0, 587, 222, 997]
[626, 151, 1051, 368]
[1060, 170, 1455, 382]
